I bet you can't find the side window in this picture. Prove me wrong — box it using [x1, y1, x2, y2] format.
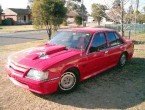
[114, 33, 123, 44]
[107, 32, 123, 47]
[89, 33, 107, 53]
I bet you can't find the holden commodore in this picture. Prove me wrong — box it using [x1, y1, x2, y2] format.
[6, 28, 134, 94]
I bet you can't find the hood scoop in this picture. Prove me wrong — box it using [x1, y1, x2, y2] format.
[27, 45, 67, 60]
[45, 45, 66, 55]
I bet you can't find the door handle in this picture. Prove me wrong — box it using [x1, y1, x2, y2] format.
[105, 51, 108, 54]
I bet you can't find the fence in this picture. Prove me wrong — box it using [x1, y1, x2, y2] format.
[103, 24, 145, 37]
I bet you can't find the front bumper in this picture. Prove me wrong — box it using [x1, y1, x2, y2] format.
[6, 65, 60, 95]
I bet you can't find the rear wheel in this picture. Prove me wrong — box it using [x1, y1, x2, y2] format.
[119, 53, 127, 67]
[58, 71, 79, 92]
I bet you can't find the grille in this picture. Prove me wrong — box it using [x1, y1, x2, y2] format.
[9, 62, 28, 73]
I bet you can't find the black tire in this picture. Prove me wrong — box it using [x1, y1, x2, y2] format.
[119, 53, 127, 67]
[58, 70, 79, 93]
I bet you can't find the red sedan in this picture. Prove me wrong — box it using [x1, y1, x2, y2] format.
[6, 28, 134, 94]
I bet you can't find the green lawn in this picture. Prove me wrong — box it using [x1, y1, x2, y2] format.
[0, 25, 37, 33]
[0, 24, 78, 33]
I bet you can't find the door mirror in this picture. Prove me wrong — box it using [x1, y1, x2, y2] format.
[89, 47, 100, 53]
[89, 47, 95, 53]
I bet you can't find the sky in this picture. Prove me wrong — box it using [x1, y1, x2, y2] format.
[0, 0, 145, 13]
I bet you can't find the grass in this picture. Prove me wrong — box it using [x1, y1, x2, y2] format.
[0, 24, 78, 33]
[0, 25, 37, 33]
[0, 33, 145, 110]
[0, 40, 47, 66]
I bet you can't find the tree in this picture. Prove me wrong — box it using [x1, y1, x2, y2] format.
[80, 4, 87, 16]
[140, 14, 145, 23]
[112, 0, 121, 9]
[75, 16, 82, 25]
[143, 6, 145, 12]
[72, 0, 81, 2]
[28, 0, 33, 2]
[0, 5, 3, 13]
[125, 9, 145, 24]
[66, 0, 87, 26]
[132, 11, 145, 24]
[128, 5, 134, 14]
[66, 0, 87, 16]
[91, 3, 106, 26]
[27, 0, 33, 8]
[125, 13, 134, 24]
[72, 0, 87, 26]
[66, 0, 79, 12]
[32, 0, 67, 40]
[103, 0, 132, 36]
[26, 5, 31, 10]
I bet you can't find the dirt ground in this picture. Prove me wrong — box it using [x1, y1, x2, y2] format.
[0, 35, 145, 110]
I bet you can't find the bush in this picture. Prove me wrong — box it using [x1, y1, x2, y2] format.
[63, 20, 68, 26]
[2, 18, 13, 25]
[75, 16, 82, 26]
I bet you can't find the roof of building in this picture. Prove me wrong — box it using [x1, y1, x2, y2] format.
[67, 11, 78, 17]
[8, 8, 31, 15]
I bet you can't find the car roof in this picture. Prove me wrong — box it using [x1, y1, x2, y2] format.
[59, 28, 115, 34]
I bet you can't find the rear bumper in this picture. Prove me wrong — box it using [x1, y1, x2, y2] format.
[6, 66, 59, 95]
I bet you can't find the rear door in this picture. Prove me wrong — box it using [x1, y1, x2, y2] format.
[105, 32, 124, 66]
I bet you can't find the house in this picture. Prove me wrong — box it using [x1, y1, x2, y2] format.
[67, 11, 78, 23]
[2, 8, 32, 25]
[87, 16, 94, 23]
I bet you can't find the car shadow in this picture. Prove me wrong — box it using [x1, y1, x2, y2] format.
[133, 40, 145, 45]
[35, 57, 145, 109]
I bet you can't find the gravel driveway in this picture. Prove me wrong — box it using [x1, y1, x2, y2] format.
[0, 31, 48, 46]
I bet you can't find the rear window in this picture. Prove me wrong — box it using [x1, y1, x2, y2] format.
[107, 32, 123, 47]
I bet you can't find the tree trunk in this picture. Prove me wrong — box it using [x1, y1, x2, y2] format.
[98, 21, 100, 26]
[48, 28, 52, 40]
[46, 27, 52, 40]
[121, 0, 124, 36]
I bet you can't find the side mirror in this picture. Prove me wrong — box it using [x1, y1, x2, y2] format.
[89, 47, 96, 53]
[89, 47, 101, 53]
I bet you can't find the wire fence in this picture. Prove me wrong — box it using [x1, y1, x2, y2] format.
[103, 24, 145, 37]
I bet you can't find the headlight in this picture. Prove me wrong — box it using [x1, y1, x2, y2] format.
[26, 69, 49, 81]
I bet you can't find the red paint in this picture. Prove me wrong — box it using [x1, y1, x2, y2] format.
[6, 28, 134, 94]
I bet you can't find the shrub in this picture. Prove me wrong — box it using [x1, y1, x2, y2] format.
[75, 16, 82, 26]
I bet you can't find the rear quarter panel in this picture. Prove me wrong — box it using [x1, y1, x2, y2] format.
[124, 39, 134, 60]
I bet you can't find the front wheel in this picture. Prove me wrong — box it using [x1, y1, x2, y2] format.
[58, 71, 78, 92]
[119, 53, 127, 67]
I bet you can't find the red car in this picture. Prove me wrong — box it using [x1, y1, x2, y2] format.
[6, 28, 134, 94]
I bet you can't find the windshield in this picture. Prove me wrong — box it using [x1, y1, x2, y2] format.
[48, 31, 92, 50]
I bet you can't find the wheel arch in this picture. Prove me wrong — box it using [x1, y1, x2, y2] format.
[60, 65, 81, 81]
[123, 51, 129, 60]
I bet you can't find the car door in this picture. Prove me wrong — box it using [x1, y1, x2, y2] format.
[105, 32, 124, 67]
[84, 32, 108, 78]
